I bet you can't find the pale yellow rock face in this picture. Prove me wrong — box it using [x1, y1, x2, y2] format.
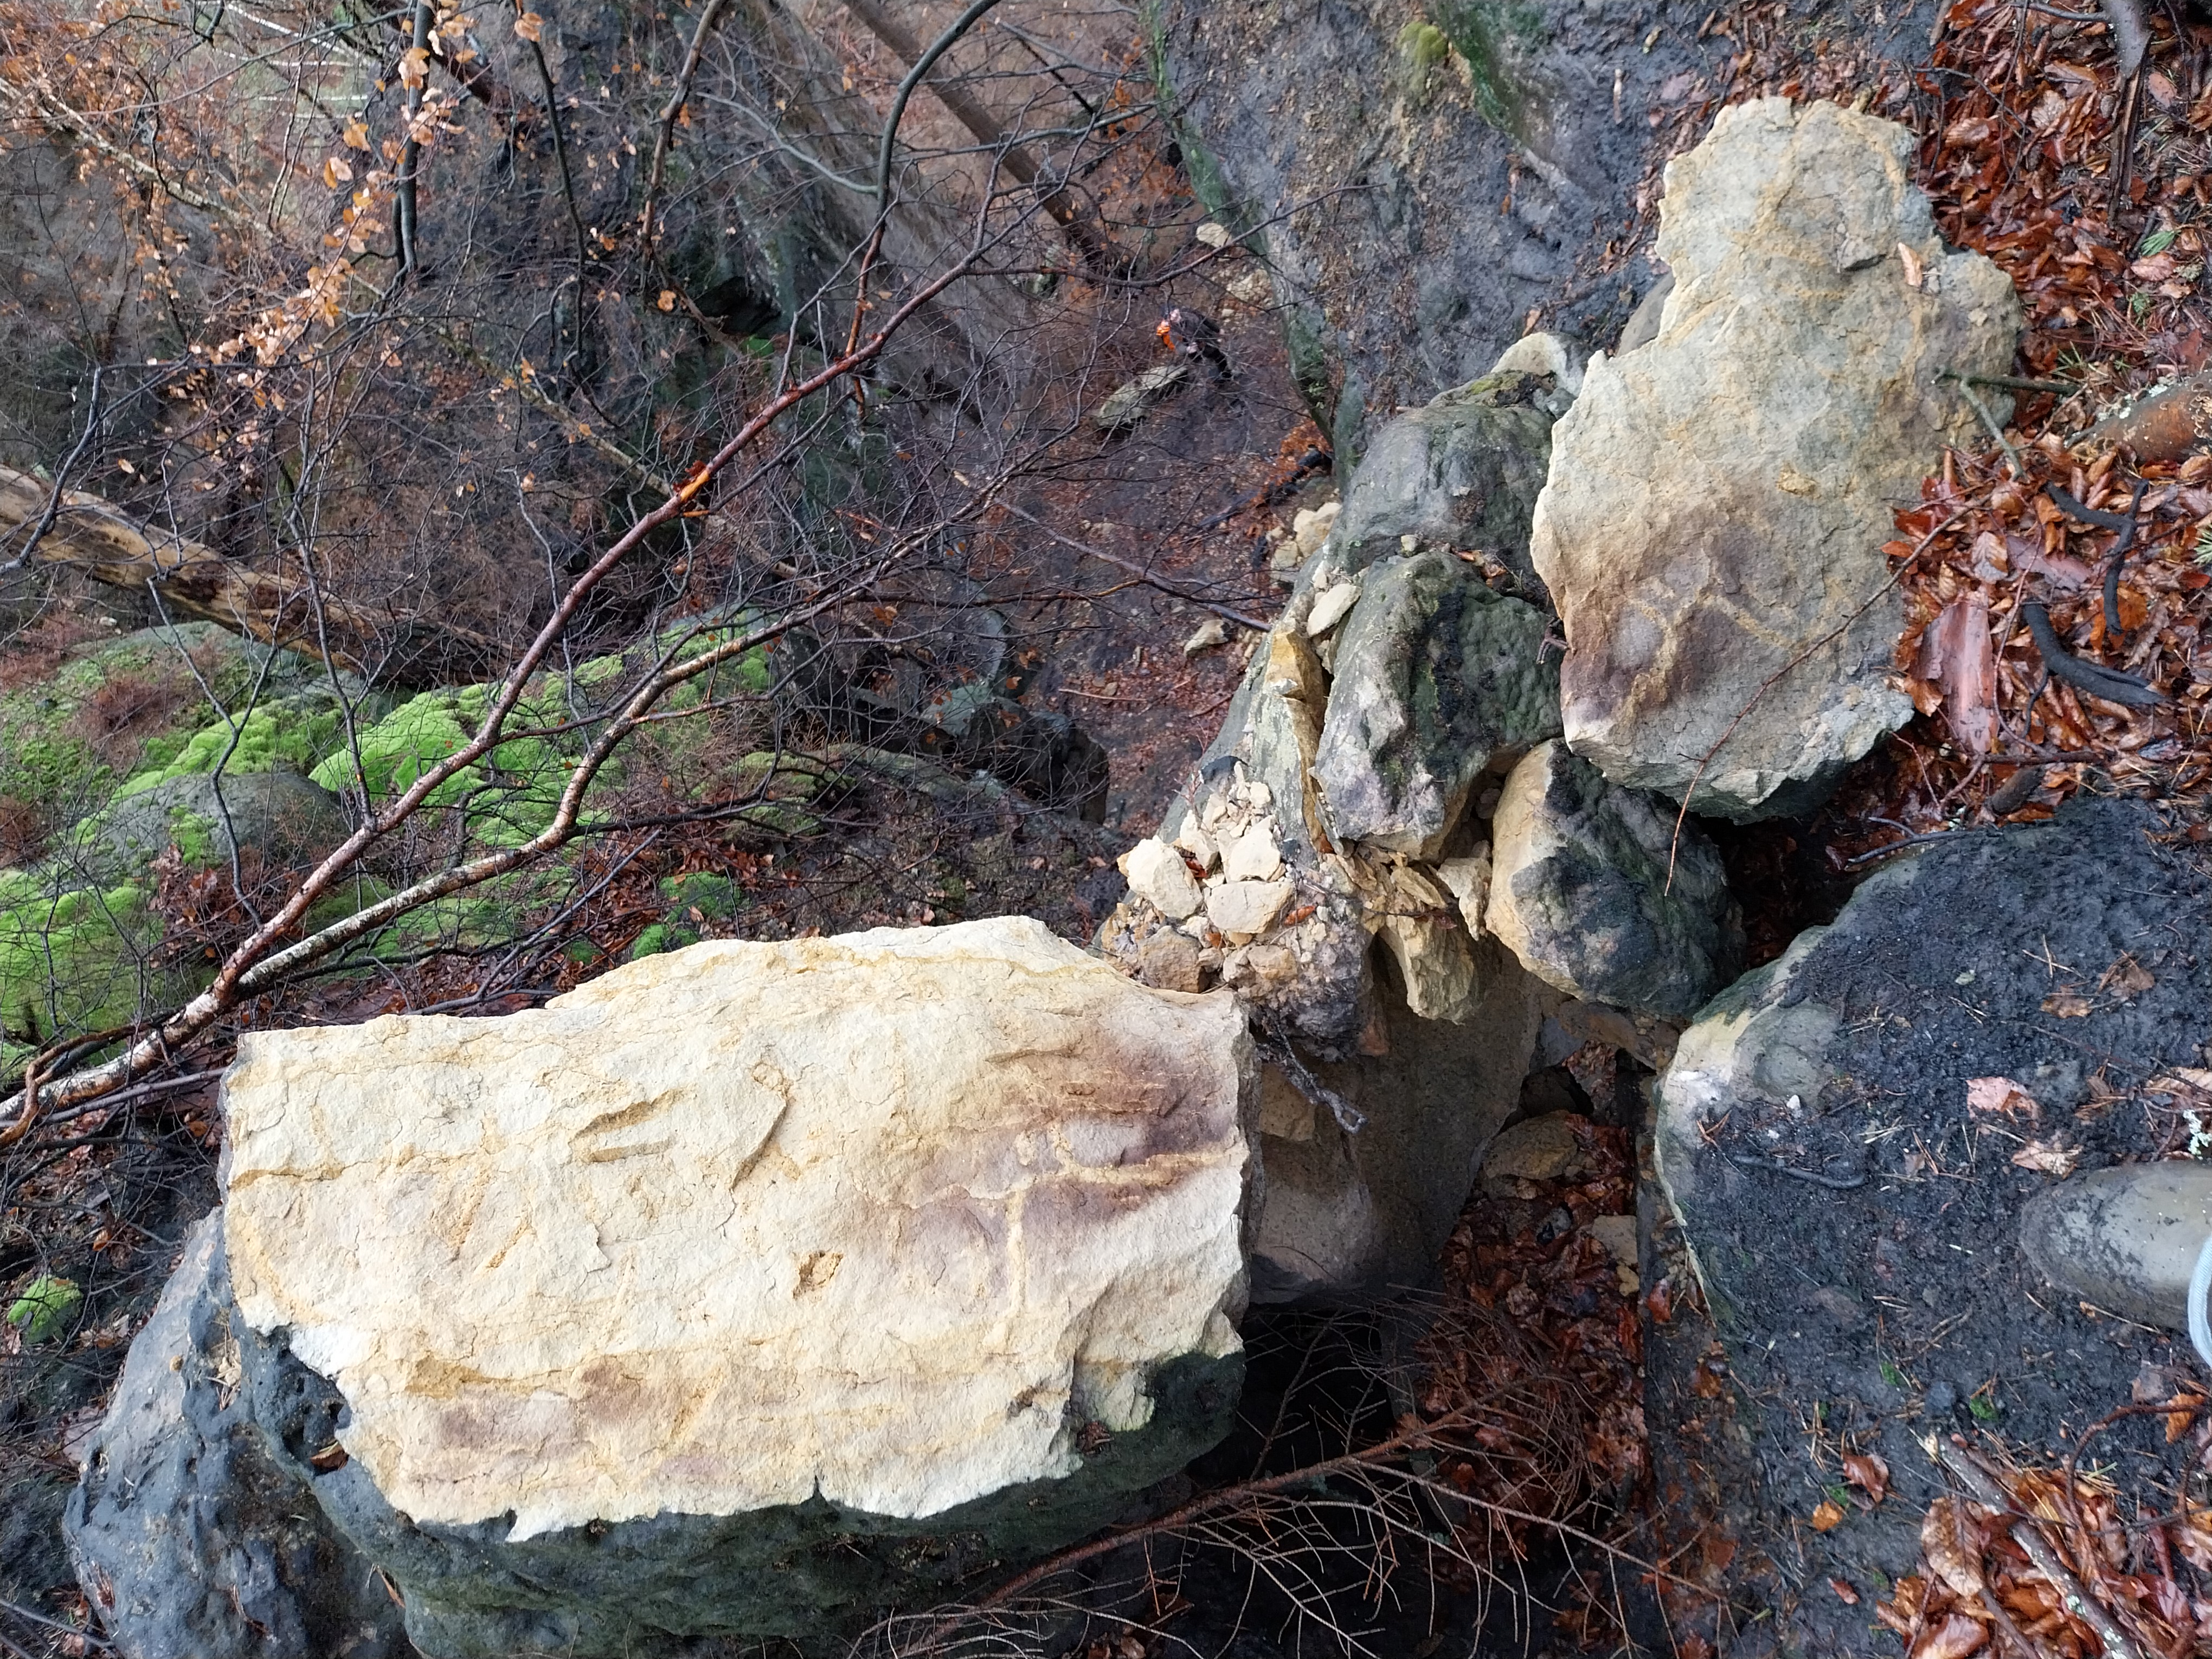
[1532, 97, 2021, 819]
[222, 917, 1253, 1542]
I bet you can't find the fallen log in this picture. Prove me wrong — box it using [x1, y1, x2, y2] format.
[0, 465, 493, 687]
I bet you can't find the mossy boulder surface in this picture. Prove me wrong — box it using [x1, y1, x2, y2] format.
[0, 869, 163, 1062]
[1312, 550, 1560, 858]
[0, 624, 269, 832]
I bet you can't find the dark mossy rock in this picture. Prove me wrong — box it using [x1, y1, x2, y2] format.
[83, 770, 352, 880]
[1313, 550, 1560, 857]
[65, 1214, 410, 1659]
[1328, 371, 1565, 599]
[1487, 741, 1740, 1019]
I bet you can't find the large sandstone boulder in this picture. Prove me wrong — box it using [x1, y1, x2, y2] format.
[1486, 742, 1741, 1020]
[1532, 98, 2021, 819]
[1313, 549, 1559, 857]
[197, 918, 1252, 1656]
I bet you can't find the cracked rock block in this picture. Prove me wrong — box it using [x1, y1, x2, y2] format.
[214, 918, 1256, 1657]
[1249, 936, 1545, 1303]
[1532, 97, 2021, 819]
[1328, 370, 1567, 597]
[65, 1213, 409, 1659]
[1313, 550, 1561, 858]
[1486, 741, 1742, 1020]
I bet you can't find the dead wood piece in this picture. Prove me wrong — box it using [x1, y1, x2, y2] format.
[2080, 370, 2212, 463]
[840, 0, 1117, 273]
[0, 465, 492, 687]
[1936, 1438, 2147, 1659]
[2021, 603, 2165, 709]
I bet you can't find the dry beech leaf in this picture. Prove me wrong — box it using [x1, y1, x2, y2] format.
[1914, 595, 1997, 753]
[1811, 1498, 1848, 1532]
[1913, 1612, 1990, 1659]
[513, 9, 544, 41]
[2149, 1069, 2212, 1097]
[2012, 1138, 2081, 1177]
[1898, 242, 1926, 288]
[1966, 1077, 2040, 1122]
[2041, 989, 2093, 1018]
[1843, 1451, 1891, 1504]
[1922, 1498, 1987, 1597]
[2098, 955, 2155, 997]
[320, 155, 352, 189]
[1830, 1577, 1861, 1605]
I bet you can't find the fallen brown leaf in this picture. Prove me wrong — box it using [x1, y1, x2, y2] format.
[1913, 1612, 1989, 1659]
[1811, 1497, 1848, 1532]
[2041, 989, 2094, 1018]
[2012, 1137, 2081, 1176]
[1830, 1576, 1862, 1605]
[1923, 1497, 1987, 1597]
[2097, 954, 2155, 997]
[1966, 1076, 2040, 1122]
[1914, 595, 1997, 753]
[1844, 1451, 1891, 1504]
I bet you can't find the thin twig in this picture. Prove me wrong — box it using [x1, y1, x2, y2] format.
[637, 0, 729, 246]
[996, 500, 1271, 630]
[1941, 368, 2022, 473]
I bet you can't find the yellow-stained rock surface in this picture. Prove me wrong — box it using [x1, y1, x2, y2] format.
[1532, 97, 2021, 819]
[221, 917, 1253, 1541]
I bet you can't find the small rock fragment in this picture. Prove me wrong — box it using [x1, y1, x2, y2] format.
[1221, 943, 1298, 995]
[1205, 878, 1294, 937]
[1434, 852, 1491, 937]
[1305, 580, 1360, 638]
[1292, 500, 1340, 558]
[1121, 837, 1204, 919]
[1219, 821, 1283, 883]
[1483, 1114, 1581, 1184]
[1182, 618, 1229, 656]
[1172, 820, 1219, 872]
[1136, 929, 1206, 992]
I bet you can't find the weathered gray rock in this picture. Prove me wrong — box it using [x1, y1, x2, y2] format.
[1313, 550, 1560, 857]
[215, 918, 1255, 1655]
[2021, 1165, 2212, 1330]
[87, 770, 351, 877]
[1092, 363, 1189, 432]
[1650, 799, 2211, 1652]
[1486, 742, 1741, 1020]
[1249, 937, 1546, 1302]
[65, 1214, 408, 1659]
[1532, 98, 2021, 819]
[1329, 371, 1565, 597]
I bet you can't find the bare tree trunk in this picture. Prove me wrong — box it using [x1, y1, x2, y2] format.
[0, 466, 492, 686]
[840, 0, 1117, 273]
